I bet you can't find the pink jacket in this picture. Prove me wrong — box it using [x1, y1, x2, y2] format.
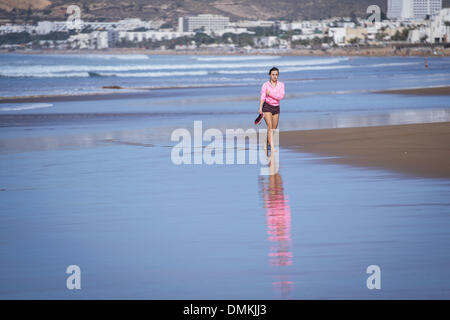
[260, 81, 285, 106]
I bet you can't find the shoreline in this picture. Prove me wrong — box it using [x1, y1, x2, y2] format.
[2, 85, 450, 104]
[1, 46, 449, 57]
[280, 121, 450, 179]
[0, 84, 250, 103]
[375, 86, 450, 96]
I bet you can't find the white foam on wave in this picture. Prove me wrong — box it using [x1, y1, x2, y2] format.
[0, 72, 91, 78]
[194, 56, 281, 61]
[215, 65, 351, 74]
[3, 58, 417, 78]
[1, 60, 418, 78]
[98, 71, 209, 77]
[214, 61, 421, 74]
[282, 65, 351, 72]
[367, 62, 420, 68]
[60, 54, 150, 60]
[0, 103, 53, 111]
[0, 57, 348, 77]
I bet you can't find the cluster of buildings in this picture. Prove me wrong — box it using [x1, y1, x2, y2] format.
[0, 18, 153, 35]
[385, 0, 450, 44]
[387, 0, 443, 20]
[0, 4, 449, 51]
[408, 7, 450, 43]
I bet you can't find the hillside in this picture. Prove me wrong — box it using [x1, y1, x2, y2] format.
[1, 0, 449, 24]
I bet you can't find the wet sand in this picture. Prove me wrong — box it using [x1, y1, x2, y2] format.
[0, 84, 243, 104]
[2, 84, 449, 104]
[375, 86, 450, 96]
[280, 121, 450, 179]
[0, 79, 337, 104]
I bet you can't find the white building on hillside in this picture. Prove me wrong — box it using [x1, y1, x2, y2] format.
[279, 20, 327, 34]
[408, 8, 450, 42]
[388, 0, 442, 20]
[230, 20, 275, 28]
[429, 7, 450, 42]
[0, 23, 35, 34]
[178, 14, 229, 33]
[32, 18, 153, 35]
[292, 34, 325, 41]
[254, 36, 289, 48]
[388, 0, 404, 19]
[117, 31, 194, 42]
[328, 27, 346, 45]
[212, 28, 253, 36]
[68, 31, 108, 49]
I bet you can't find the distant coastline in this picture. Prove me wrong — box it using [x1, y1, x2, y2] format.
[1, 46, 449, 57]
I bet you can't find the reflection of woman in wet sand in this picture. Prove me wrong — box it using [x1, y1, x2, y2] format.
[259, 154, 293, 297]
[262, 155, 292, 267]
[258, 67, 285, 154]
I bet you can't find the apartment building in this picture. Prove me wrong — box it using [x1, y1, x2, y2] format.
[178, 14, 229, 33]
[388, 0, 442, 20]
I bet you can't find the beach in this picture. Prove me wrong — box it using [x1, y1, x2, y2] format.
[2, 84, 450, 104]
[0, 54, 449, 299]
[376, 85, 450, 96]
[280, 121, 450, 179]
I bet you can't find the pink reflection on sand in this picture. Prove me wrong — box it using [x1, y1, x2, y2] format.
[272, 278, 295, 298]
[262, 173, 293, 267]
[260, 154, 294, 298]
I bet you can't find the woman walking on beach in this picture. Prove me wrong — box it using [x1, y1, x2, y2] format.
[259, 67, 285, 153]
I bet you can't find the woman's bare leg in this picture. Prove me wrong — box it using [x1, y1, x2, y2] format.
[263, 112, 276, 153]
[263, 112, 271, 155]
[272, 113, 279, 129]
[271, 113, 279, 152]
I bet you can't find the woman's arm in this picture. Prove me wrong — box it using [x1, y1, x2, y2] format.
[259, 99, 265, 114]
[259, 83, 267, 114]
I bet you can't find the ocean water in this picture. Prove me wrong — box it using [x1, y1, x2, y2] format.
[0, 53, 450, 97]
[0, 54, 449, 299]
[1, 54, 450, 136]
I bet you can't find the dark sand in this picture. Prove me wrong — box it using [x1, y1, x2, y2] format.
[375, 85, 450, 96]
[0, 79, 335, 104]
[0, 91, 152, 104]
[2, 85, 449, 104]
[280, 122, 450, 179]
[0, 85, 240, 104]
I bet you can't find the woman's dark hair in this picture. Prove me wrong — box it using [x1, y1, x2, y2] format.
[269, 67, 279, 75]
